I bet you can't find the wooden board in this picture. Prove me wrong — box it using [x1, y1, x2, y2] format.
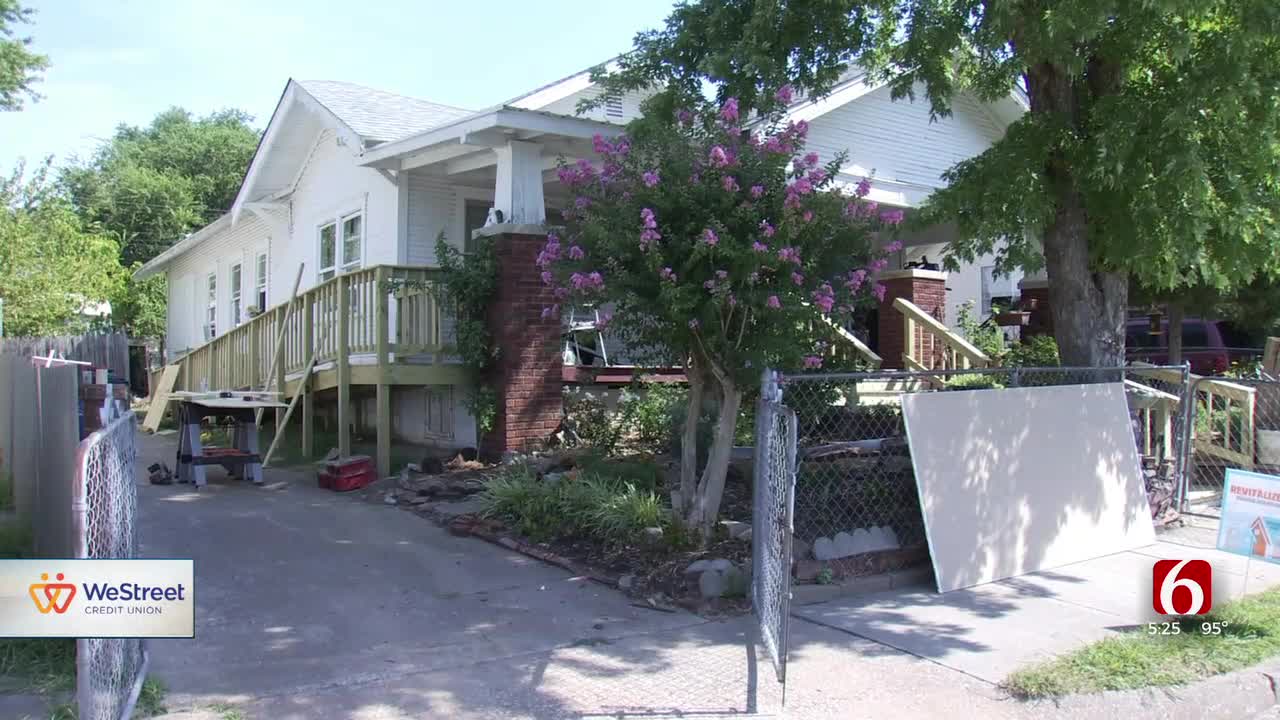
[141, 364, 181, 433]
[901, 383, 1155, 593]
[182, 397, 287, 410]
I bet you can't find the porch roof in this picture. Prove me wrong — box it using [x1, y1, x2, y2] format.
[357, 106, 624, 172]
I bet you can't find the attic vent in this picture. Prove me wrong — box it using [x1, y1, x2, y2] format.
[604, 94, 624, 119]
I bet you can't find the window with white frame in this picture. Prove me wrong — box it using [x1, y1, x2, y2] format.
[318, 212, 362, 281]
[255, 252, 268, 312]
[204, 272, 217, 340]
[230, 263, 243, 325]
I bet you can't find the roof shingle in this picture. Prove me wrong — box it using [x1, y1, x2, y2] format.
[296, 79, 473, 144]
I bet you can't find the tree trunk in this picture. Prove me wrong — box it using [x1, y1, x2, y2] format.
[1167, 302, 1184, 366]
[673, 359, 704, 518]
[1042, 196, 1128, 367]
[684, 375, 743, 543]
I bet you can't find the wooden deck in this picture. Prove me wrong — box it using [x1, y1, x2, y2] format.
[162, 264, 456, 476]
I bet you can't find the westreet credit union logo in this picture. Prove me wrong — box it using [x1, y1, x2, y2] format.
[29, 572, 77, 614]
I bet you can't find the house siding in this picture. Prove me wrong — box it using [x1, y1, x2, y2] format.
[405, 175, 457, 264]
[536, 86, 649, 124]
[806, 85, 1004, 190]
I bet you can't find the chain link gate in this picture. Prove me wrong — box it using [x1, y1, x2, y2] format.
[752, 370, 797, 687]
[73, 411, 148, 720]
[1180, 375, 1280, 513]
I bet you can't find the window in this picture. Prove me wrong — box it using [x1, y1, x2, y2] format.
[229, 263, 243, 325]
[204, 273, 217, 340]
[463, 201, 490, 253]
[980, 266, 1016, 317]
[319, 213, 362, 281]
[319, 222, 337, 281]
[604, 93, 624, 120]
[341, 214, 362, 271]
[255, 253, 268, 312]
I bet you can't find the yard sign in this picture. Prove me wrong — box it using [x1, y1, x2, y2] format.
[1217, 468, 1280, 564]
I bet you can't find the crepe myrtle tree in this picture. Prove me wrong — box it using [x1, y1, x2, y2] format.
[540, 94, 900, 542]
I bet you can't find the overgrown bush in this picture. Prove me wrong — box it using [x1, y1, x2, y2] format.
[1007, 334, 1061, 367]
[623, 383, 686, 452]
[943, 373, 1005, 391]
[478, 464, 670, 545]
[956, 300, 1061, 368]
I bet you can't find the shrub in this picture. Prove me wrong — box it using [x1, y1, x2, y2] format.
[624, 383, 687, 452]
[943, 374, 1004, 391]
[576, 453, 663, 491]
[1007, 334, 1060, 367]
[588, 484, 667, 543]
[477, 468, 563, 541]
[562, 388, 628, 452]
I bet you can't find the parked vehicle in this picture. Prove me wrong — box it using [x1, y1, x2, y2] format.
[1125, 318, 1233, 374]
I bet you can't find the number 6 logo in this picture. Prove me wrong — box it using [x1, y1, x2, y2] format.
[1152, 559, 1213, 615]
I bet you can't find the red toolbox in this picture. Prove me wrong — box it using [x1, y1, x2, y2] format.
[317, 455, 376, 492]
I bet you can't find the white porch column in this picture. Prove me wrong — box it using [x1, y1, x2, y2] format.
[494, 140, 545, 225]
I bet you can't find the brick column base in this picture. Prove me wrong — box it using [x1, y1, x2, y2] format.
[481, 228, 562, 458]
[877, 270, 947, 369]
[1019, 280, 1052, 338]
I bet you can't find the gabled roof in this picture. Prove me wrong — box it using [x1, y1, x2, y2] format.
[296, 80, 473, 145]
[503, 57, 619, 111]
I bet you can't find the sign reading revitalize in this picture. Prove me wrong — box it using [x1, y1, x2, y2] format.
[0, 559, 193, 637]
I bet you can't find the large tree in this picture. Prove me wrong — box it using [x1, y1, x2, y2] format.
[0, 0, 47, 111]
[593, 0, 1280, 366]
[62, 108, 259, 337]
[546, 98, 896, 541]
[0, 161, 123, 336]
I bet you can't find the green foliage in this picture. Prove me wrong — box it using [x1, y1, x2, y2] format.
[1007, 334, 1061, 368]
[0, 1, 48, 111]
[562, 388, 630, 453]
[954, 301, 1005, 360]
[1004, 587, 1280, 698]
[943, 374, 1004, 391]
[594, 0, 1280, 367]
[626, 383, 687, 451]
[110, 266, 167, 339]
[815, 567, 835, 585]
[136, 678, 168, 717]
[429, 233, 500, 441]
[0, 161, 124, 336]
[0, 638, 74, 694]
[0, 519, 32, 558]
[478, 465, 669, 545]
[1195, 398, 1248, 451]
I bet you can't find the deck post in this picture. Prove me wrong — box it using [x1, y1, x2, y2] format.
[301, 292, 315, 456]
[274, 305, 287, 429]
[249, 319, 262, 391]
[337, 274, 352, 458]
[375, 267, 392, 478]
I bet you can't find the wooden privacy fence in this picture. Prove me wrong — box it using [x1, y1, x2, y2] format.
[0, 333, 129, 383]
[173, 265, 445, 393]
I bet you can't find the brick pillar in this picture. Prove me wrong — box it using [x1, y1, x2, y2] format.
[482, 228, 563, 458]
[1019, 278, 1053, 338]
[876, 270, 947, 369]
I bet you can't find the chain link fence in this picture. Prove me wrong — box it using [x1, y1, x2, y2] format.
[752, 372, 796, 686]
[73, 411, 149, 720]
[775, 365, 1191, 583]
[1181, 375, 1280, 514]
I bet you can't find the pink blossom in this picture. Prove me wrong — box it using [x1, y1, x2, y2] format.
[716, 269, 728, 279]
[541, 271, 553, 285]
[784, 192, 802, 210]
[659, 267, 676, 282]
[569, 271, 605, 293]
[883, 240, 904, 253]
[614, 137, 630, 156]
[727, 293, 737, 307]
[574, 196, 591, 210]
[845, 269, 867, 292]
[676, 108, 693, 125]
[703, 279, 716, 290]
[709, 146, 730, 168]
[789, 120, 810, 139]
[722, 175, 739, 193]
[791, 271, 805, 286]
[856, 177, 872, 197]
[720, 97, 740, 123]
[872, 283, 887, 302]
[642, 170, 660, 187]
[748, 271, 760, 284]
[764, 136, 786, 154]
[775, 84, 794, 105]
[760, 220, 776, 237]
[592, 134, 613, 155]
[702, 228, 719, 246]
[568, 245, 585, 260]
[870, 257, 889, 272]
[752, 241, 769, 253]
[554, 287, 570, 299]
[802, 210, 814, 223]
[880, 209, 905, 225]
[778, 246, 801, 264]
[807, 168, 827, 184]
[803, 152, 820, 168]
[750, 185, 765, 199]
[641, 208, 658, 227]
[594, 310, 613, 330]
[802, 355, 823, 369]
[791, 177, 813, 195]
[541, 304, 560, 319]
[812, 283, 835, 313]
[767, 295, 781, 309]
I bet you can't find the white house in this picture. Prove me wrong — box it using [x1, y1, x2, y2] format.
[136, 61, 1027, 454]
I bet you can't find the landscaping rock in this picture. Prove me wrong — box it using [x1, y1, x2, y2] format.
[698, 563, 748, 599]
[813, 536, 837, 561]
[720, 520, 752, 541]
[383, 492, 397, 506]
[833, 531, 856, 557]
[707, 558, 733, 572]
[618, 574, 635, 590]
[685, 559, 713, 574]
[406, 463, 422, 473]
[639, 526, 665, 546]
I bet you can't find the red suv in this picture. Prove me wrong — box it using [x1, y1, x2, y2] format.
[1125, 318, 1229, 375]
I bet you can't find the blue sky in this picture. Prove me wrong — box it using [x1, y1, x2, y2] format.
[1, 0, 677, 171]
